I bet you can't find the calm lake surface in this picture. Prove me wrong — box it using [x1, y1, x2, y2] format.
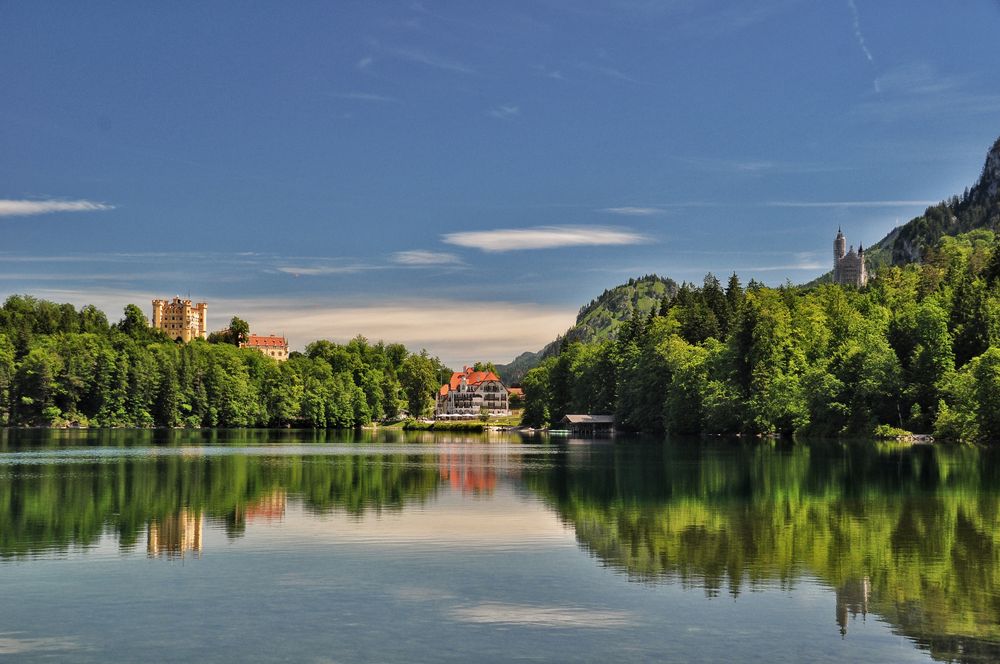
[1, 429, 998, 663]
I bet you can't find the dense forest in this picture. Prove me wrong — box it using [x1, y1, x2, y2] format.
[0, 300, 451, 428]
[521, 230, 1000, 441]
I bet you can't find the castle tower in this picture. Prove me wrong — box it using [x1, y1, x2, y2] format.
[194, 302, 208, 338]
[833, 228, 846, 284]
[832, 230, 868, 287]
[152, 299, 165, 329]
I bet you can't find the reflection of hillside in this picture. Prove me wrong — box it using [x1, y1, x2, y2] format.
[524, 441, 1000, 664]
[0, 447, 442, 557]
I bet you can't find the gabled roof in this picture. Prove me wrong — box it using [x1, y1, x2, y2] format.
[439, 366, 505, 397]
[449, 370, 501, 390]
[560, 414, 616, 424]
[243, 334, 288, 348]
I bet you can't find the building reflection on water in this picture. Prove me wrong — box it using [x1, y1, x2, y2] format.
[438, 449, 513, 495]
[242, 490, 287, 524]
[836, 577, 871, 637]
[147, 510, 203, 559]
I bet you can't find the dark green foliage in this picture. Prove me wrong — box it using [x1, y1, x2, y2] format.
[401, 419, 485, 432]
[521, 231, 1000, 441]
[0, 298, 449, 429]
[207, 316, 250, 345]
[399, 351, 440, 419]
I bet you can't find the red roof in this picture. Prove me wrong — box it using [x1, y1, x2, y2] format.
[439, 366, 503, 397]
[243, 334, 288, 348]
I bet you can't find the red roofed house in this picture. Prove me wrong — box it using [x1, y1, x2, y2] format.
[435, 367, 510, 419]
[240, 334, 290, 362]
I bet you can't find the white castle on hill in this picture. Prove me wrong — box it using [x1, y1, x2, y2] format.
[833, 228, 868, 287]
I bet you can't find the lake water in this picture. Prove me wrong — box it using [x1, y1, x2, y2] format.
[1, 429, 998, 663]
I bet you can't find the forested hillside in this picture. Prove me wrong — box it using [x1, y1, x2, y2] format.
[877, 136, 1000, 265]
[497, 274, 678, 384]
[0, 299, 450, 428]
[521, 231, 1000, 441]
[823, 135, 1000, 278]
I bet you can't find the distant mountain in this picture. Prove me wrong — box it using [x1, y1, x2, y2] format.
[874, 135, 1000, 265]
[499, 136, 1000, 384]
[808, 134, 1000, 284]
[497, 274, 678, 385]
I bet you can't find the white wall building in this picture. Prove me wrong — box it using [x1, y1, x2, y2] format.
[436, 367, 510, 418]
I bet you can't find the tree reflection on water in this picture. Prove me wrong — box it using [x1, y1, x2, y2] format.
[1, 430, 999, 662]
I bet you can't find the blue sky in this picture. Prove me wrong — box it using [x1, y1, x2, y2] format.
[2, 1, 999, 366]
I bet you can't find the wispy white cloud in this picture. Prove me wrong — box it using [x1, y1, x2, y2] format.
[578, 62, 643, 85]
[649, 201, 726, 208]
[388, 47, 473, 74]
[734, 160, 776, 173]
[674, 1, 797, 38]
[0, 634, 82, 656]
[488, 104, 520, 120]
[449, 603, 634, 628]
[767, 200, 937, 208]
[357, 55, 374, 70]
[873, 63, 960, 96]
[533, 65, 564, 80]
[846, 0, 873, 63]
[672, 155, 847, 175]
[274, 264, 377, 277]
[442, 225, 648, 252]
[0, 199, 114, 217]
[858, 92, 1000, 120]
[333, 92, 398, 103]
[390, 250, 464, 266]
[740, 262, 825, 272]
[857, 63, 1000, 120]
[600, 206, 667, 216]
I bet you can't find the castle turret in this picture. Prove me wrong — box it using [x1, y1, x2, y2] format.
[834, 228, 846, 260]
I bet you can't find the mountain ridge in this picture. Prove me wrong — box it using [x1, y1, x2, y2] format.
[869, 135, 1000, 267]
[498, 134, 1000, 385]
[496, 274, 678, 385]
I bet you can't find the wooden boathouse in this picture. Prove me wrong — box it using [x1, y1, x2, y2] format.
[560, 414, 616, 437]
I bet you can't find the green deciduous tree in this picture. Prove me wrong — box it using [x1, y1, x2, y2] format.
[399, 352, 437, 419]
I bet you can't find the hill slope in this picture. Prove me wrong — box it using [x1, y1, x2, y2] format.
[875, 135, 1000, 265]
[497, 274, 677, 385]
[499, 135, 1000, 383]
[806, 135, 1000, 285]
